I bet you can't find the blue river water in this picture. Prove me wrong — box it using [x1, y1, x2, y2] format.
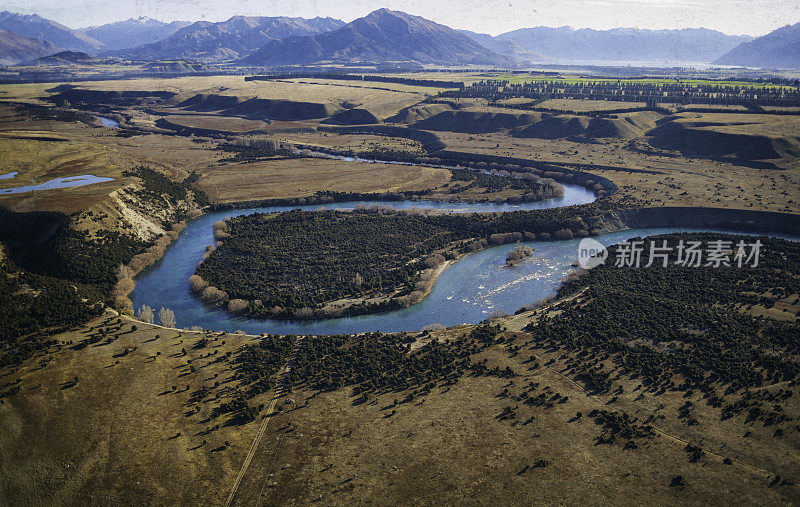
[129, 179, 788, 335]
[98, 116, 120, 128]
[0, 175, 115, 195]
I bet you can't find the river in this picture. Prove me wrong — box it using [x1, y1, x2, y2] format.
[132, 218, 740, 334]
[130, 178, 778, 335]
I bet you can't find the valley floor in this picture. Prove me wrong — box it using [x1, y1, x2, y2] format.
[0, 73, 799, 505]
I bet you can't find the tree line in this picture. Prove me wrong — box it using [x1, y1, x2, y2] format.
[440, 79, 800, 108]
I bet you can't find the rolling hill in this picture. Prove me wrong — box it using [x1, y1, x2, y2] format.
[80, 17, 191, 51]
[0, 11, 103, 53]
[243, 8, 513, 67]
[497, 26, 751, 63]
[714, 22, 800, 69]
[0, 29, 58, 66]
[112, 15, 344, 61]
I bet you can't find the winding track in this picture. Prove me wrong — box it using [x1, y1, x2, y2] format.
[225, 336, 303, 507]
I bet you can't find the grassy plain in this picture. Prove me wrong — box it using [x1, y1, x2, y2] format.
[0, 313, 263, 505]
[245, 342, 795, 505]
[2, 301, 798, 504]
[498, 97, 648, 111]
[433, 125, 800, 213]
[0, 104, 225, 213]
[0, 83, 62, 103]
[194, 158, 450, 203]
[0, 75, 436, 120]
[158, 114, 270, 133]
[3, 79, 800, 216]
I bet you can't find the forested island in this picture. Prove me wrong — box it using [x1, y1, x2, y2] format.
[192, 203, 616, 319]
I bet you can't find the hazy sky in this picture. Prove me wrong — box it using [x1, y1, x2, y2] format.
[5, 0, 798, 36]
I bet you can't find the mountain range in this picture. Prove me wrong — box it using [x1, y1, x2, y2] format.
[0, 28, 59, 66]
[79, 17, 191, 51]
[496, 26, 752, 64]
[714, 22, 800, 69]
[111, 16, 345, 61]
[243, 9, 511, 66]
[0, 8, 797, 69]
[0, 11, 102, 53]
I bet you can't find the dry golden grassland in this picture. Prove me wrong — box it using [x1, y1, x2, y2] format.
[159, 114, 270, 133]
[671, 112, 800, 137]
[0, 313, 264, 505]
[524, 98, 648, 111]
[0, 111, 130, 213]
[0, 75, 435, 120]
[194, 158, 451, 203]
[0, 83, 62, 103]
[434, 124, 800, 213]
[0, 105, 225, 213]
[3, 308, 798, 504]
[2, 90, 799, 215]
[281, 131, 426, 153]
[81, 76, 432, 119]
[234, 307, 800, 505]
[0, 136, 119, 186]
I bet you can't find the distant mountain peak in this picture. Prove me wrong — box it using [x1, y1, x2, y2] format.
[714, 21, 800, 69]
[112, 15, 345, 61]
[79, 15, 192, 51]
[244, 8, 513, 67]
[0, 10, 103, 53]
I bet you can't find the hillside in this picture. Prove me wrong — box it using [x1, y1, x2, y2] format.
[714, 22, 800, 69]
[243, 8, 512, 67]
[497, 26, 751, 63]
[0, 11, 103, 53]
[80, 16, 191, 51]
[0, 28, 58, 66]
[113, 15, 344, 62]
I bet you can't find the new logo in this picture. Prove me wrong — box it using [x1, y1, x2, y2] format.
[577, 238, 608, 269]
